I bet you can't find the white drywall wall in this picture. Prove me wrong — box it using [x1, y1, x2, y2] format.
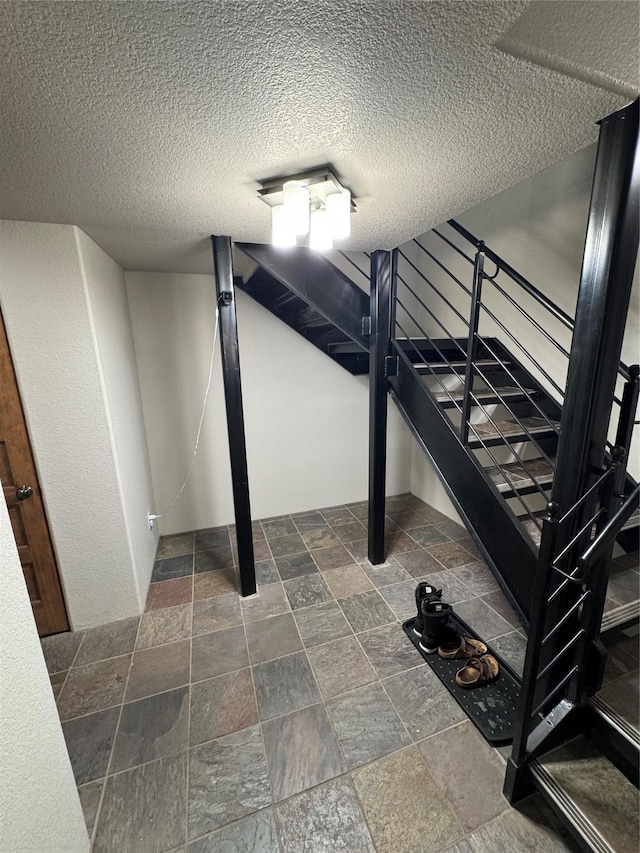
[76, 229, 158, 602]
[0, 220, 156, 628]
[407, 142, 640, 504]
[126, 272, 412, 536]
[0, 482, 89, 852]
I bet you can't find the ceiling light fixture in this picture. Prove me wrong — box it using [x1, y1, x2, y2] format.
[257, 166, 355, 251]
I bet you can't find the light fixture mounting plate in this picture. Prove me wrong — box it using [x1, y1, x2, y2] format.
[257, 166, 356, 211]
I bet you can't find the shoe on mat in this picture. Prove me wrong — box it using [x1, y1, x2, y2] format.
[438, 636, 487, 659]
[412, 583, 443, 637]
[455, 654, 499, 688]
[419, 600, 459, 653]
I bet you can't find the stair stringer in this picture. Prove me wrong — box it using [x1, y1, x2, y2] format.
[237, 243, 370, 351]
[389, 342, 538, 626]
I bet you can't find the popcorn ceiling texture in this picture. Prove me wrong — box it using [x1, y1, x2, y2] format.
[496, 0, 639, 99]
[0, 1, 635, 273]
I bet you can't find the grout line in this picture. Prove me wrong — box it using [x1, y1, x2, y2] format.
[69, 498, 508, 850]
[89, 611, 143, 850]
[352, 630, 415, 746]
[286, 595, 353, 783]
[89, 746, 190, 783]
[187, 804, 278, 850]
[240, 587, 281, 849]
[184, 562, 195, 847]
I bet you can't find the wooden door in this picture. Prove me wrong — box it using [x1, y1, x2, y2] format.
[0, 312, 69, 635]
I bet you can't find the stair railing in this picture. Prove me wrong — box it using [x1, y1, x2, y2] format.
[504, 98, 639, 802]
[393, 229, 569, 538]
[394, 242, 564, 466]
[444, 219, 633, 436]
[506, 439, 638, 798]
[333, 249, 371, 290]
[391, 261, 555, 535]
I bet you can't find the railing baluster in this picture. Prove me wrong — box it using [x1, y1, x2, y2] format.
[614, 365, 639, 461]
[508, 501, 560, 771]
[461, 244, 485, 444]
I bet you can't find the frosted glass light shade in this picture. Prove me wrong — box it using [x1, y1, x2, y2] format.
[326, 188, 351, 240]
[272, 204, 296, 247]
[283, 180, 310, 237]
[309, 208, 333, 251]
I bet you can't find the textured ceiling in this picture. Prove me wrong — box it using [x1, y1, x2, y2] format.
[496, 1, 639, 98]
[0, 1, 636, 273]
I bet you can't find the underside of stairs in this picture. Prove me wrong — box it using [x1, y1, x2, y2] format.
[212, 99, 640, 853]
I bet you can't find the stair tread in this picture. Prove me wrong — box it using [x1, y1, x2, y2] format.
[486, 457, 555, 493]
[432, 385, 536, 402]
[622, 508, 640, 532]
[537, 736, 639, 853]
[520, 516, 543, 547]
[474, 416, 560, 440]
[416, 358, 506, 372]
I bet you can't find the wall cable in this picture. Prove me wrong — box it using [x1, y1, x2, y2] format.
[149, 298, 221, 522]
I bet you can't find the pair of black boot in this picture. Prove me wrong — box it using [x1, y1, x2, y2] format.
[412, 582, 459, 654]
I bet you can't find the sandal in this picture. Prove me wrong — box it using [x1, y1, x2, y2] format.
[437, 636, 487, 660]
[455, 654, 499, 688]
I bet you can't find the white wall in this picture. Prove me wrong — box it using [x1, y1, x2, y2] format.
[0, 482, 89, 852]
[76, 230, 158, 604]
[0, 221, 157, 628]
[404, 142, 639, 504]
[127, 272, 413, 536]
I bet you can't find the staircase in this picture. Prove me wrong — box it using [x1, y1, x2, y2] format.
[237, 243, 371, 374]
[236, 243, 636, 631]
[226, 99, 639, 852]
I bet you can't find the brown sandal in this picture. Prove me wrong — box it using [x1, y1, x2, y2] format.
[455, 654, 499, 688]
[437, 636, 488, 660]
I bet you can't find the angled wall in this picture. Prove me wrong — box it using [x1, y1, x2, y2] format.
[0, 220, 157, 629]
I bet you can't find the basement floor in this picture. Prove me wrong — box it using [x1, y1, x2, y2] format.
[41, 494, 635, 853]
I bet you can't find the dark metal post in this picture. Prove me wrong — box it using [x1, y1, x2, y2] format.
[368, 250, 392, 565]
[211, 236, 256, 597]
[504, 502, 560, 801]
[575, 447, 626, 698]
[615, 365, 640, 457]
[541, 99, 639, 704]
[551, 99, 639, 519]
[460, 243, 485, 444]
[510, 503, 560, 763]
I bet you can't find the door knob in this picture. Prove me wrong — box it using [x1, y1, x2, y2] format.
[16, 485, 33, 501]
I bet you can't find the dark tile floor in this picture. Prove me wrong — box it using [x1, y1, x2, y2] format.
[43, 494, 587, 852]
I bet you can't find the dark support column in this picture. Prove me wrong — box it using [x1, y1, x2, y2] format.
[211, 236, 256, 598]
[541, 98, 639, 703]
[368, 250, 392, 565]
[552, 98, 639, 516]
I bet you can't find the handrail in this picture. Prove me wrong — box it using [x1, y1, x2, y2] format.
[447, 220, 575, 332]
[337, 250, 371, 282]
[393, 305, 550, 527]
[446, 219, 630, 381]
[577, 484, 640, 570]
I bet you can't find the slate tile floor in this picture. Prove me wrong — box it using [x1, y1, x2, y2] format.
[43, 494, 582, 852]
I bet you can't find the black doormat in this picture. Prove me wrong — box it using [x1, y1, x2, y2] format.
[402, 613, 521, 746]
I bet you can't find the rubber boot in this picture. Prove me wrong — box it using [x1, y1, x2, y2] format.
[412, 584, 442, 637]
[419, 600, 459, 654]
